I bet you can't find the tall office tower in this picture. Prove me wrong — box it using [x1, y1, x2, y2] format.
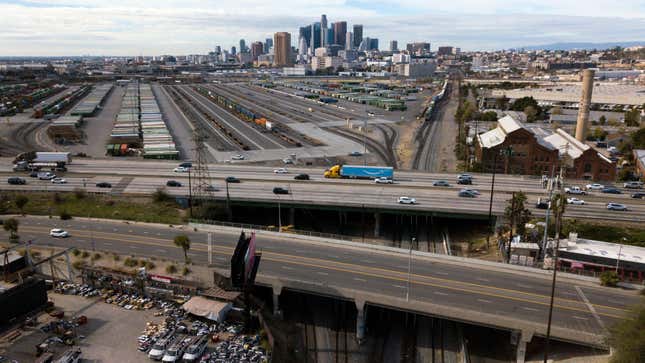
[358, 38, 368, 51]
[273, 32, 292, 67]
[321, 14, 328, 46]
[389, 40, 398, 52]
[239, 39, 246, 53]
[231, 46, 236, 56]
[310, 22, 321, 50]
[369, 38, 379, 51]
[333, 21, 347, 47]
[264, 38, 273, 53]
[353, 24, 363, 49]
[298, 36, 308, 56]
[299, 26, 312, 49]
[345, 32, 353, 50]
[215, 46, 221, 54]
[250, 41, 264, 61]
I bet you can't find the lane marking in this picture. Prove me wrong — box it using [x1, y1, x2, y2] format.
[393, 285, 406, 289]
[476, 277, 490, 282]
[477, 299, 492, 304]
[516, 283, 533, 289]
[353, 278, 367, 282]
[316, 272, 329, 276]
[103, 242, 113, 246]
[434, 271, 449, 276]
[575, 285, 606, 331]
[522, 307, 540, 312]
[573, 316, 589, 321]
[434, 291, 450, 296]
[281, 266, 294, 270]
[156, 249, 167, 253]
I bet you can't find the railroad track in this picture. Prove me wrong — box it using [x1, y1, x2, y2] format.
[0, 122, 48, 156]
[411, 83, 453, 171]
[302, 295, 319, 363]
[326, 127, 396, 167]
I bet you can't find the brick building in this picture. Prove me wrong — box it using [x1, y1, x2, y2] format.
[474, 115, 616, 181]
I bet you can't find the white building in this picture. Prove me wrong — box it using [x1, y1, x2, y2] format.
[311, 56, 343, 71]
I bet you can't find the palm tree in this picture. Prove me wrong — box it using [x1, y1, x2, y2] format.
[3, 217, 19, 243]
[173, 234, 191, 264]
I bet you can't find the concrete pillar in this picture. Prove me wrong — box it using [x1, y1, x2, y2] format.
[289, 208, 295, 226]
[355, 300, 366, 344]
[513, 330, 533, 363]
[575, 69, 595, 142]
[374, 213, 381, 237]
[272, 284, 283, 317]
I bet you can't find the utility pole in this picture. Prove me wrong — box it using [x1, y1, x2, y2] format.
[615, 244, 623, 274]
[485, 152, 498, 249]
[507, 191, 516, 263]
[187, 168, 193, 218]
[226, 181, 232, 221]
[541, 165, 557, 262]
[406, 237, 414, 302]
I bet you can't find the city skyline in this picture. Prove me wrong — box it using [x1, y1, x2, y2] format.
[0, 0, 644, 55]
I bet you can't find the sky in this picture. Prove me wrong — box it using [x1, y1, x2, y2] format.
[1, 0, 644, 56]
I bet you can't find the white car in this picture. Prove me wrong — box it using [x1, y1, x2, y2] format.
[51, 178, 67, 184]
[460, 188, 480, 195]
[38, 172, 56, 180]
[231, 154, 245, 160]
[566, 197, 585, 205]
[375, 177, 393, 184]
[273, 168, 289, 174]
[173, 166, 190, 173]
[49, 228, 69, 238]
[585, 183, 605, 190]
[398, 196, 417, 204]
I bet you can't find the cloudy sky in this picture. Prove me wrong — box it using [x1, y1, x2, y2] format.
[1, 0, 644, 56]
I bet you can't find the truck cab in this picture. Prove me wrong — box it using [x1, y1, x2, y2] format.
[324, 165, 342, 178]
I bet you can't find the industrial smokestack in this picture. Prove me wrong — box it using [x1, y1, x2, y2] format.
[575, 69, 595, 142]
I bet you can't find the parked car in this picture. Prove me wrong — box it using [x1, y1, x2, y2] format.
[7, 177, 26, 185]
[631, 192, 645, 199]
[166, 180, 182, 187]
[294, 174, 310, 180]
[173, 166, 190, 173]
[51, 178, 67, 184]
[398, 196, 417, 204]
[566, 197, 585, 205]
[231, 154, 245, 160]
[458, 190, 477, 198]
[585, 183, 604, 190]
[273, 187, 289, 195]
[96, 182, 112, 188]
[601, 187, 622, 194]
[225, 176, 240, 183]
[623, 181, 643, 189]
[50, 228, 69, 238]
[38, 172, 56, 180]
[606, 202, 627, 211]
[433, 180, 450, 187]
[273, 168, 288, 174]
[375, 177, 393, 184]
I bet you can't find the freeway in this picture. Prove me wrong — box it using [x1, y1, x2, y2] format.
[2, 159, 645, 222]
[6, 216, 639, 347]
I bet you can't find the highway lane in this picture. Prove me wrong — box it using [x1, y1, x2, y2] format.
[6, 216, 639, 344]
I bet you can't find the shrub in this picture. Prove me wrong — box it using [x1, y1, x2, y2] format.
[73, 188, 86, 200]
[91, 253, 102, 261]
[60, 211, 72, 220]
[182, 266, 191, 276]
[80, 251, 90, 259]
[600, 271, 620, 287]
[113, 254, 120, 261]
[145, 261, 155, 269]
[124, 257, 138, 267]
[153, 188, 172, 203]
[165, 264, 177, 274]
[52, 193, 65, 204]
[138, 259, 147, 267]
[71, 248, 80, 256]
[72, 260, 86, 270]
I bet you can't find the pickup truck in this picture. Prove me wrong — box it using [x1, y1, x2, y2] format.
[564, 186, 586, 195]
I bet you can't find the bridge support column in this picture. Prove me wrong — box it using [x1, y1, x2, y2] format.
[289, 208, 295, 226]
[512, 330, 533, 363]
[374, 213, 381, 237]
[272, 284, 283, 318]
[355, 299, 366, 344]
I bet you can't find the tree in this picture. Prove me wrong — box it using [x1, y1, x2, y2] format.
[504, 192, 533, 238]
[632, 127, 645, 149]
[550, 106, 562, 115]
[599, 115, 607, 125]
[14, 195, 28, 215]
[607, 297, 645, 363]
[173, 234, 191, 264]
[624, 109, 641, 127]
[600, 270, 620, 287]
[495, 96, 509, 110]
[3, 217, 19, 243]
[524, 105, 538, 122]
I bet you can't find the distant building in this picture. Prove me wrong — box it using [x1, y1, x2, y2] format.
[333, 21, 347, 47]
[394, 60, 436, 77]
[389, 40, 398, 52]
[299, 26, 312, 49]
[298, 36, 308, 56]
[239, 39, 247, 53]
[345, 32, 353, 50]
[314, 47, 328, 57]
[310, 22, 322, 50]
[311, 56, 343, 72]
[250, 42, 263, 61]
[634, 150, 645, 178]
[406, 42, 431, 55]
[230, 46, 236, 56]
[338, 50, 358, 62]
[369, 38, 379, 51]
[264, 38, 273, 53]
[437, 46, 454, 56]
[321, 14, 328, 47]
[283, 65, 308, 76]
[273, 32, 292, 67]
[353, 25, 363, 49]
[391, 53, 410, 64]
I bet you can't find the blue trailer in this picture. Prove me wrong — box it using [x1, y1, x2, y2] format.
[324, 165, 394, 179]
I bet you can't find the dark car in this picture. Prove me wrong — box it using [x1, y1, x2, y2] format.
[601, 187, 622, 194]
[458, 190, 476, 198]
[433, 180, 450, 187]
[166, 180, 182, 187]
[29, 171, 39, 178]
[7, 177, 26, 185]
[225, 176, 240, 183]
[457, 178, 472, 185]
[631, 192, 645, 199]
[294, 174, 310, 180]
[536, 198, 550, 209]
[178, 162, 193, 168]
[96, 182, 112, 188]
[273, 187, 289, 195]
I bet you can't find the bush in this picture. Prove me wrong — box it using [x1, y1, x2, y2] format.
[145, 261, 155, 269]
[60, 211, 72, 220]
[153, 188, 172, 203]
[80, 251, 90, 259]
[73, 188, 86, 200]
[91, 253, 102, 261]
[124, 257, 138, 267]
[52, 193, 65, 204]
[600, 271, 620, 287]
[113, 254, 120, 261]
[182, 266, 191, 276]
[72, 260, 86, 270]
[138, 259, 147, 267]
[166, 264, 177, 274]
[71, 248, 80, 256]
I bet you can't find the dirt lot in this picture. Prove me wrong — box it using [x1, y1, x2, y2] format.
[1, 293, 162, 363]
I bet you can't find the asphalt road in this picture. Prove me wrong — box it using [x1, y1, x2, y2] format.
[2, 159, 644, 223]
[6, 216, 639, 347]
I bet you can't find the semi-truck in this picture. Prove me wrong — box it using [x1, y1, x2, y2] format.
[324, 165, 394, 179]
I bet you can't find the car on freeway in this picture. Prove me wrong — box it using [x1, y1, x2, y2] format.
[231, 154, 245, 160]
[601, 187, 622, 194]
[178, 162, 192, 169]
[433, 180, 450, 187]
[49, 228, 69, 238]
[536, 198, 551, 209]
[282, 158, 294, 164]
[95, 182, 112, 188]
[458, 190, 477, 198]
[225, 176, 240, 183]
[38, 172, 56, 180]
[274, 168, 289, 174]
[51, 178, 67, 184]
[375, 177, 393, 184]
[7, 177, 26, 185]
[166, 180, 182, 187]
[458, 174, 473, 180]
[457, 177, 472, 185]
[585, 183, 605, 190]
[566, 197, 585, 205]
[606, 202, 627, 211]
[398, 196, 417, 204]
[203, 185, 220, 192]
[564, 186, 586, 195]
[173, 166, 190, 173]
[29, 171, 39, 178]
[623, 181, 643, 189]
[460, 188, 480, 195]
[273, 187, 289, 195]
[631, 192, 645, 199]
[294, 174, 310, 180]
[348, 151, 363, 157]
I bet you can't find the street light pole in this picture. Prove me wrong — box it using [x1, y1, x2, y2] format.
[406, 237, 414, 302]
[485, 152, 498, 249]
[277, 197, 282, 232]
[226, 180, 232, 221]
[615, 244, 623, 274]
[187, 168, 193, 218]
